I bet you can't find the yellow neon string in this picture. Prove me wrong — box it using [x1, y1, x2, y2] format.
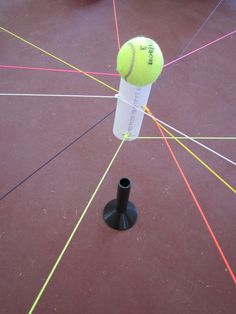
[28, 135, 127, 314]
[145, 107, 236, 194]
[0, 26, 119, 93]
[1, 26, 234, 193]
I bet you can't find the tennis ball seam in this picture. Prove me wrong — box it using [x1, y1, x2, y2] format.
[117, 37, 164, 86]
[124, 42, 135, 82]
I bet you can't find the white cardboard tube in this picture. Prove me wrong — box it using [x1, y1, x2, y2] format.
[113, 78, 152, 141]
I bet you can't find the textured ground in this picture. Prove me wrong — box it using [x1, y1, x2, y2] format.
[0, 0, 235, 313]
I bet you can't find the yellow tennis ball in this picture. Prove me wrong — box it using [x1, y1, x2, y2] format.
[117, 37, 164, 87]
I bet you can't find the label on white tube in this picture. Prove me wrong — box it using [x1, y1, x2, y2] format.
[113, 78, 152, 141]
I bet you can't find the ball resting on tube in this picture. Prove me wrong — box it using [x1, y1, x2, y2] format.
[113, 37, 164, 141]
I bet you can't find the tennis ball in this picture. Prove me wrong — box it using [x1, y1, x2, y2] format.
[117, 37, 164, 87]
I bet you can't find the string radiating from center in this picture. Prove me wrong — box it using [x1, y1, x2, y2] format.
[146, 107, 236, 285]
[0, 26, 119, 93]
[28, 135, 127, 314]
[112, 0, 121, 51]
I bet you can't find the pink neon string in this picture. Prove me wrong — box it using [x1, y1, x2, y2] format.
[112, 0, 121, 51]
[0, 30, 235, 78]
[164, 29, 236, 68]
[0, 65, 119, 77]
[147, 108, 236, 285]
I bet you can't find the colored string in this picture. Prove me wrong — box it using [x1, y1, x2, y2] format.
[0, 64, 119, 77]
[1, 29, 235, 77]
[2, 89, 235, 167]
[112, 0, 121, 50]
[0, 93, 116, 99]
[1, 21, 235, 286]
[28, 135, 127, 314]
[2, 90, 235, 167]
[164, 29, 236, 68]
[133, 136, 236, 140]
[149, 117, 236, 167]
[0, 26, 119, 94]
[119, 97, 236, 192]
[148, 0, 227, 92]
[118, 96, 236, 168]
[0, 109, 115, 202]
[1, 26, 234, 187]
[146, 107, 236, 285]
[4, 90, 234, 167]
[170, 0, 224, 61]
[146, 107, 236, 194]
[151, 120, 236, 193]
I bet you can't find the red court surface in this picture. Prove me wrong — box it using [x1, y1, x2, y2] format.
[0, 1, 235, 313]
